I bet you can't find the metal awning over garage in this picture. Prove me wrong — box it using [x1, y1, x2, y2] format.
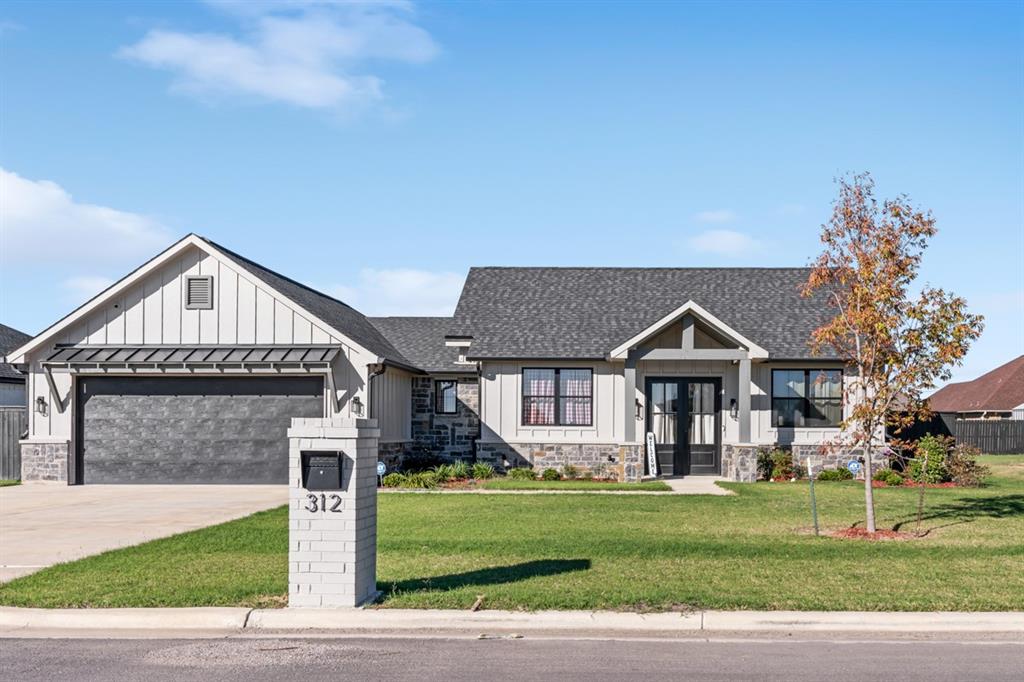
[43, 345, 342, 373]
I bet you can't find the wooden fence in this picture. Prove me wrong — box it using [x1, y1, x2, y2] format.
[0, 407, 27, 480]
[954, 419, 1024, 454]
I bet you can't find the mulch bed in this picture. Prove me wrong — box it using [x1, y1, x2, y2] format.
[828, 527, 916, 541]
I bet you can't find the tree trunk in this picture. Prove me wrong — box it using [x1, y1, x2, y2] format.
[863, 442, 876, 533]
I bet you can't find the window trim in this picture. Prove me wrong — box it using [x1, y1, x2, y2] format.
[771, 368, 843, 429]
[434, 379, 458, 415]
[521, 367, 593, 427]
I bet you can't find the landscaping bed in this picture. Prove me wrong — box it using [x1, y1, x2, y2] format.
[1, 455, 1020, 612]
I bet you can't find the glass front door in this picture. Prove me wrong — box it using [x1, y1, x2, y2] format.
[645, 377, 721, 476]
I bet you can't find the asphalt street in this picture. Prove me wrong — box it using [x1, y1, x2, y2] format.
[1, 634, 1021, 681]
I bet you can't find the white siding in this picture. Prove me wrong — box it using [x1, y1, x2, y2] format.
[372, 367, 412, 443]
[479, 360, 622, 443]
[479, 358, 854, 448]
[23, 244, 376, 441]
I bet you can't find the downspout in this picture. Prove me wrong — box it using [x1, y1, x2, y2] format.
[473, 360, 482, 464]
[366, 363, 387, 420]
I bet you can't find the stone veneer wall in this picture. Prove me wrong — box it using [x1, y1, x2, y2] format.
[377, 441, 408, 474]
[476, 442, 644, 482]
[721, 444, 759, 482]
[721, 443, 892, 482]
[20, 440, 69, 482]
[791, 444, 889, 474]
[410, 376, 480, 461]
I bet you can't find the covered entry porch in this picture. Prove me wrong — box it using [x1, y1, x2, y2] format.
[610, 301, 766, 478]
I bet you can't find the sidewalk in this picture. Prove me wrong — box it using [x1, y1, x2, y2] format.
[1, 606, 1021, 635]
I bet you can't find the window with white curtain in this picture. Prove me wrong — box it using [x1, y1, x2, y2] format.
[522, 368, 592, 426]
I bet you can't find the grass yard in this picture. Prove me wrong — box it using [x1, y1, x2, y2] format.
[479, 478, 671, 492]
[1, 455, 1021, 612]
[0, 479, 19, 487]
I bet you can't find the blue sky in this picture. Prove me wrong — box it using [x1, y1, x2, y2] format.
[1, 0, 1021, 385]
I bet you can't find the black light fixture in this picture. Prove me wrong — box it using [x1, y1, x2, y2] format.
[635, 398, 643, 419]
[352, 396, 364, 416]
[729, 398, 738, 419]
[35, 396, 48, 416]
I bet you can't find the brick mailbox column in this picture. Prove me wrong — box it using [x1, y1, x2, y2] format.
[287, 417, 379, 608]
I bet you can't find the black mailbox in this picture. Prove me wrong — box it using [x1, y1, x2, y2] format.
[301, 451, 343, 490]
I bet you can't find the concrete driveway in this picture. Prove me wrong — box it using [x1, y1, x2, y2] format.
[0, 484, 288, 582]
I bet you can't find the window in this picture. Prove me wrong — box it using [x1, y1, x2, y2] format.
[185, 276, 213, 310]
[771, 369, 843, 428]
[435, 380, 458, 414]
[522, 368, 592, 426]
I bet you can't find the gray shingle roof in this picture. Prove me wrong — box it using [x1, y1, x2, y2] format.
[369, 317, 472, 374]
[0, 323, 31, 382]
[203, 238, 419, 372]
[450, 267, 838, 360]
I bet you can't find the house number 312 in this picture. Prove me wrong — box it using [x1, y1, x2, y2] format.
[305, 493, 342, 513]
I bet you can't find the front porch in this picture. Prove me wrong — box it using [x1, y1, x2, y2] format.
[614, 302, 766, 481]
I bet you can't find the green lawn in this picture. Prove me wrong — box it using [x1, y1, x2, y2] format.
[1, 455, 1021, 611]
[0, 479, 19, 487]
[480, 478, 671, 492]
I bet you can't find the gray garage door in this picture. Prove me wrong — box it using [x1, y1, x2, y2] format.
[77, 376, 324, 484]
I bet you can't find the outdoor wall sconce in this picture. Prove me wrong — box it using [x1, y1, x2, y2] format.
[729, 398, 738, 419]
[635, 398, 643, 419]
[351, 396, 364, 416]
[35, 396, 48, 416]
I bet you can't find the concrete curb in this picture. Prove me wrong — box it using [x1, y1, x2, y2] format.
[2, 606, 1022, 634]
[248, 608, 703, 632]
[0, 607, 251, 630]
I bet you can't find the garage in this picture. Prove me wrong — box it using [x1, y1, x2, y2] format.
[75, 375, 324, 484]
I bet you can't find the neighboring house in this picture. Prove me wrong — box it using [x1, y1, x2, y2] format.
[0, 323, 31, 407]
[8, 234, 878, 485]
[928, 355, 1024, 420]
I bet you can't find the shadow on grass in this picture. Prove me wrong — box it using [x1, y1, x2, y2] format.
[382, 559, 591, 596]
[891, 494, 1024, 532]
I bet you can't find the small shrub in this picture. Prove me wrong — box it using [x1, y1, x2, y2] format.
[591, 462, 608, 480]
[402, 471, 439, 489]
[873, 468, 895, 482]
[381, 472, 405, 488]
[883, 469, 904, 486]
[756, 448, 776, 481]
[471, 462, 495, 479]
[508, 467, 536, 480]
[541, 468, 561, 481]
[432, 464, 455, 482]
[766, 449, 805, 480]
[816, 467, 853, 481]
[448, 461, 471, 480]
[947, 443, 989, 487]
[562, 464, 580, 480]
[907, 434, 951, 483]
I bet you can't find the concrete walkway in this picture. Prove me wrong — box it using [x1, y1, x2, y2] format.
[0, 483, 288, 582]
[381, 477, 734, 496]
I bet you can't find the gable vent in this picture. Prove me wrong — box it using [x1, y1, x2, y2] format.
[185, 276, 214, 310]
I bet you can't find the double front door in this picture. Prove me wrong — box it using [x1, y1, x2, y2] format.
[646, 377, 721, 476]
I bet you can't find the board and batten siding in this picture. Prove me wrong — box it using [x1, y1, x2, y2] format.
[479, 358, 850, 448]
[371, 367, 412, 443]
[25, 245, 375, 441]
[479, 360, 624, 444]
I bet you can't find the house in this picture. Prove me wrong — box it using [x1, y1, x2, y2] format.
[8, 234, 880, 485]
[928, 355, 1024, 420]
[0, 323, 31, 407]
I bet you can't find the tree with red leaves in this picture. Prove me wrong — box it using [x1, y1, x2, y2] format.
[804, 173, 983, 533]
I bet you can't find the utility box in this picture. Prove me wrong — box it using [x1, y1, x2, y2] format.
[301, 451, 343, 490]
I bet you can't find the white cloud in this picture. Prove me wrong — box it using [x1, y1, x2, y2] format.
[694, 209, 737, 224]
[687, 229, 760, 257]
[328, 268, 464, 316]
[0, 168, 170, 265]
[119, 1, 438, 110]
[63, 276, 116, 303]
